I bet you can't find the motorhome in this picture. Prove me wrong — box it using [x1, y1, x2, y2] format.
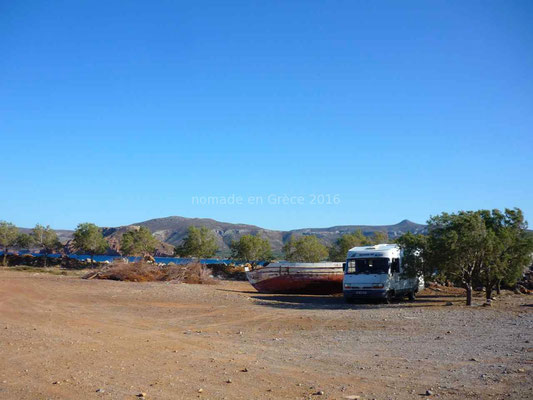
[343, 244, 424, 303]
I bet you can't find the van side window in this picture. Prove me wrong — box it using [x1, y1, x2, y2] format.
[391, 258, 400, 273]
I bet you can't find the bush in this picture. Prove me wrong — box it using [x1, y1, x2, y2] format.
[3, 254, 62, 267]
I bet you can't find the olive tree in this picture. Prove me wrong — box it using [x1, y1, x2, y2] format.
[72, 223, 108, 265]
[398, 208, 533, 305]
[230, 234, 272, 262]
[329, 230, 370, 261]
[175, 226, 218, 258]
[283, 235, 328, 263]
[0, 221, 19, 266]
[32, 224, 61, 267]
[120, 226, 158, 257]
[426, 211, 491, 306]
[396, 232, 430, 281]
[16, 233, 34, 251]
[478, 208, 533, 300]
[371, 231, 389, 244]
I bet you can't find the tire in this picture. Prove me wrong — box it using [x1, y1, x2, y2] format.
[407, 289, 416, 301]
[385, 291, 394, 304]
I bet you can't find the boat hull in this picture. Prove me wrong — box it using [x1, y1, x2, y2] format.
[245, 262, 344, 294]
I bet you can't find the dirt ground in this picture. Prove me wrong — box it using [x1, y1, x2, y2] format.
[0, 269, 531, 400]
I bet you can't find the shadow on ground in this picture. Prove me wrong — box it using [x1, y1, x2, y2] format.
[216, 288, 259, 294]
[250, 294, 456, 310]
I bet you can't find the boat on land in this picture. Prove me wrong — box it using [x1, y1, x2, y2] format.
[244, 262, 344, 294]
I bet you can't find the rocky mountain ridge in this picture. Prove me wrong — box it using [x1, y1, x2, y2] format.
[19, 216, 427, 256]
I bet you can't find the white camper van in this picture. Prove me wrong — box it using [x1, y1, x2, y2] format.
[343, 244, 424, 303]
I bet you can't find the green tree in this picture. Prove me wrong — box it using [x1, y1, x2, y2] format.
[72, 223, 108, 264]
[329, 230, 370, 261]
[479, 208, 533, 300]
[0, 221, 19, 266]
[120, 226, 158, 257]
[283, 235, 329, 263]
[175, 226, 218, 258]
[230, 234, 272, 262]
[31, 224, 61, 267]
[371, 231, 389, 244]
[396, 232, 429, 281]
[401, 208, 533, 305]
[16, 233, 34, 251]
[502, 232, 533, 289]
[426, 211, 491, 306]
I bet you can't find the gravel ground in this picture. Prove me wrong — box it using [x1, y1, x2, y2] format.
[0, 269, 531, 399]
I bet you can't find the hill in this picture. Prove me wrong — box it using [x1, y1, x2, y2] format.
[133, 216, 427, 256]
[18, 217, 427, 257]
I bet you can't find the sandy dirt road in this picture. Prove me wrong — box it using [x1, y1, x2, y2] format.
[0, 269, 531, 399]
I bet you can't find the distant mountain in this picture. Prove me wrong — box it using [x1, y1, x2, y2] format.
[133, 216, 285, 255]
[132, 216, 427, 256]
[18, 228, 74, 244]
[18, 216, 427, 257]
[288, 219, 427, 249]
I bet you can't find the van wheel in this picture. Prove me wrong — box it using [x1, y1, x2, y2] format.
[408, 290, 416, 301]
[385, 291, 393, 304]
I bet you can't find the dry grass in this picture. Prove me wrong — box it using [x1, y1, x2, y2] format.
[83, 261, 217, 284]
[2, 266, 93, 277]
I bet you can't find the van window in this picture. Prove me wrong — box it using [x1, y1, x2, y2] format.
[346, 258, 390, 274]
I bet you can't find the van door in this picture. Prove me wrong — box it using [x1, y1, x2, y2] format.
[391, 258, 401, 291]
[397, 257, 410, 293]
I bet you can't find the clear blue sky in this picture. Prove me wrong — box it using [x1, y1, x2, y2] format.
[1, 1, 532, 231]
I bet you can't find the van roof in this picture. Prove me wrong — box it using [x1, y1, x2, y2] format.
[347, 243, 399, 252]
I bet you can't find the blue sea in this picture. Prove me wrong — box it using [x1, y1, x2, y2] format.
[3, 252, 239, 265]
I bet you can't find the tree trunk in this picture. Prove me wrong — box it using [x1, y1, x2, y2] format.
[496, 280, 501, 295]
[91, 252, 95, 267]
[2, 247, 7, 266]
[485, 284, 492, 301]
[43, 251, 48, 267]
[466, 284, 473, 306]
[483, 267, 491, 301]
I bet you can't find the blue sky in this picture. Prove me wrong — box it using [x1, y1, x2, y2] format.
[1, 1, 532, 231]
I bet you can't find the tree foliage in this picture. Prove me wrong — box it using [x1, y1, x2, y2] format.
[230, 234, 272, 262]
[399, 208, 533, 306]
[283, 235, 328, 263]
[371, 231, 389, 244]
[329, 230, 370, 261]
[395, 232, 429, 280]
[477, 208, 533, 299]
[120, 226, 158, 257]
[16, 233, 34, 250]
[72, 223, 108, 264]
[426, 211, 491, 305]
[0, 221, 19, 266]
[329, 230, 392, 261]
[175, 226, 218, 258]
[32, 224, 61, 266]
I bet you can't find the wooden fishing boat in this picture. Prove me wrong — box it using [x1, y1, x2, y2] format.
[244, 262, 344, 294]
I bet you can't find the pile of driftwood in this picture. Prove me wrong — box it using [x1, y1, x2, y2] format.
[83, 260, 216, 284]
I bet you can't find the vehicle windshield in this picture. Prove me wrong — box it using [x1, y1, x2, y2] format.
[346, 258, 390, 274]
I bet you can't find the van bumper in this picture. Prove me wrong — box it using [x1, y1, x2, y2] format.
[343, 289, 387, 299]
